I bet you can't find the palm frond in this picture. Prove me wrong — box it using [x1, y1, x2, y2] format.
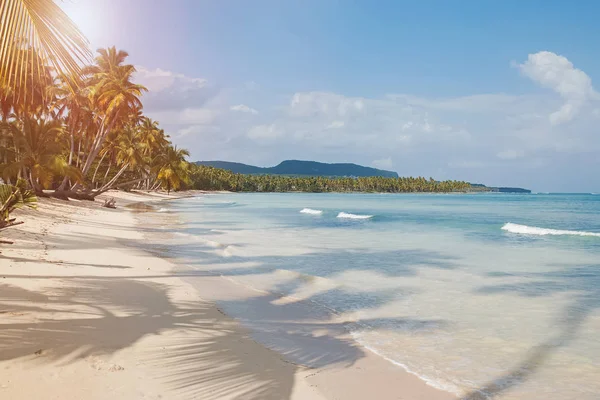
[0, 0, 91, 95]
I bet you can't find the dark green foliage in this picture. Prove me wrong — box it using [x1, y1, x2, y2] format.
[189, 165, 471, 193]
[194, 160, 399, 178]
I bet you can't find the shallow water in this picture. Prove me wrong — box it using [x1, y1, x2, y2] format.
[157, 193, 600, 399]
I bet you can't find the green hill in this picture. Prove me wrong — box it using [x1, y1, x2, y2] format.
[194, 160, 399, 178]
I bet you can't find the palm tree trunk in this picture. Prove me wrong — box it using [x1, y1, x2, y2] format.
[91, 151, 108, 187]
[99, 162, 129, 192]
[102, 159, 113, 186]
[81, 112, 119, 177]
[57, 127, 77, 191]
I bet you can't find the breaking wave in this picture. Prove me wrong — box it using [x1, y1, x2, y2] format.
[300, 208, 323, 215]
[502, 223, 600, 237]
[337, 212, 373, 220]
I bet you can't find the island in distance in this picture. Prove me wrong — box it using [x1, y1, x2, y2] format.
[195, 160, 531, 193]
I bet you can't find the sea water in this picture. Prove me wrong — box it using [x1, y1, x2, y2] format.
[156, 193, 600, 399]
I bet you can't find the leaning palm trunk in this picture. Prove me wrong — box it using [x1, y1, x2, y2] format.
[102, 159, 113, 186]
[91, 151, 108, 187]
[98, 162, 129, 192]
[57, 123, 77, 191]
[80, 113, 119, 177]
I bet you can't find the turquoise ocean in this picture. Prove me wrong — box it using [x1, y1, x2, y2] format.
[154, 193, 600, 399]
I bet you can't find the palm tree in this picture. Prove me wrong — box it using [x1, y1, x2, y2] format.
[0, 0, 91, 96]
[0, 179, 37, 234]
[98, 125, 147, 192]
[52, 72, 92, 191]
[78, 48, 146, 180]
[1, 117, 81, 194]
[153, 146, 190, 194]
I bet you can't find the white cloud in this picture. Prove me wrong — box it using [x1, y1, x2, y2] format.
[151, 108, 219, 125]
[326, 120, 345, 129]
[177, 125, 221, 137]
[231, 104, 258, 114]
[517, 51, 598, 125]
[133, 56, 600, 191]
[135, 66, 206, 92]
[248, 124, 282, 140]
[372, 157, 393, 170]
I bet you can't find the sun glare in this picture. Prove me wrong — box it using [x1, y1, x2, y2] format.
[61, 0, 106, 47]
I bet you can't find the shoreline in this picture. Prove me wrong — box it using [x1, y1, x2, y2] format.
[0, 190, 456, 399]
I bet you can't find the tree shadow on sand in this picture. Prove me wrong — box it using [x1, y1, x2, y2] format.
[461, 264, 600, 399]
[0, 279, 302, 399]
[0, 272, 446, 399]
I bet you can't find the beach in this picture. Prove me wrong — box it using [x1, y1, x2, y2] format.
[0, 191, 454, 400]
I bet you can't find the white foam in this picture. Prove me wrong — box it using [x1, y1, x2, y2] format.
[350, 332, 463, 396]
[173, 232, 224, 247]
[157, 208, 169, 213]
[502, 223, 600, 237]
[337, 212, 373, 220]
[300, 208, 323, 215]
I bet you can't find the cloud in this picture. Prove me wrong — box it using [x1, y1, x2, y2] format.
[517, 51, 598, 124]
[150, 108, 219, 125]
[231, 104, 258, 114]
[326, 120, 345, 129]
[135, 66, 220, 112]
[135, 66, 206, 92]
[372, 157, 393, 170]
[248, 124, 282, 140]
[134, 55, 600, 191]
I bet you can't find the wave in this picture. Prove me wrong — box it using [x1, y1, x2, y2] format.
[502, 223, 600, 237]
[300, 208, 323, 215]
[337, 212, 373, 220]
[157, 208, 169, 213]
[350, 334, 463, 396]
[173, 232, 224, 247]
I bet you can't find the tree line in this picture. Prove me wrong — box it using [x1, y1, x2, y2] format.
[189, 165, 472, 193]
[0, 46, 190, 199]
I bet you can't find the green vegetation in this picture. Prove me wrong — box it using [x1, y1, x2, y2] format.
[0, 179, 37, 237]
[195, 160, 399, 178]
[189, 165, 471, 193]
[1, 14, 190, 199]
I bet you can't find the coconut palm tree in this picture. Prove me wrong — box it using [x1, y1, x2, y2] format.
[78, 48, 146, 180]
[153, 146, 190, 194]
[1, 117, 81, 194]
[97, 125, 147, 192]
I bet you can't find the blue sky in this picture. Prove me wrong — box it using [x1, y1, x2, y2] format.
[62, 0, 600, 192]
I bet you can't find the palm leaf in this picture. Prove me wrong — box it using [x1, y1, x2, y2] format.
[0, 0, 91, 95]
[0, 180, 36, 223]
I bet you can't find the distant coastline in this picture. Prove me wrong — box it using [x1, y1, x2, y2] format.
[191, 160, 531, 194]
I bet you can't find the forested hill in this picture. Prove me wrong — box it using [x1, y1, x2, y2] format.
[194, 160, 399, 178]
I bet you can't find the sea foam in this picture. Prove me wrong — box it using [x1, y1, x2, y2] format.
[300, 208, 323, 215]
[337, 212, 373, 220]
[502, 222, 600, 237]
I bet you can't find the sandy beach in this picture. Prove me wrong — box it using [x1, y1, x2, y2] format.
[0, 191, 455, 400]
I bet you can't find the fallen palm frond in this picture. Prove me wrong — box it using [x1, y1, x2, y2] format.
[0, 178, 37, 231]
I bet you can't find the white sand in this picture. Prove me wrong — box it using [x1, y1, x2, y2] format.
[0, 190, 455, 400]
